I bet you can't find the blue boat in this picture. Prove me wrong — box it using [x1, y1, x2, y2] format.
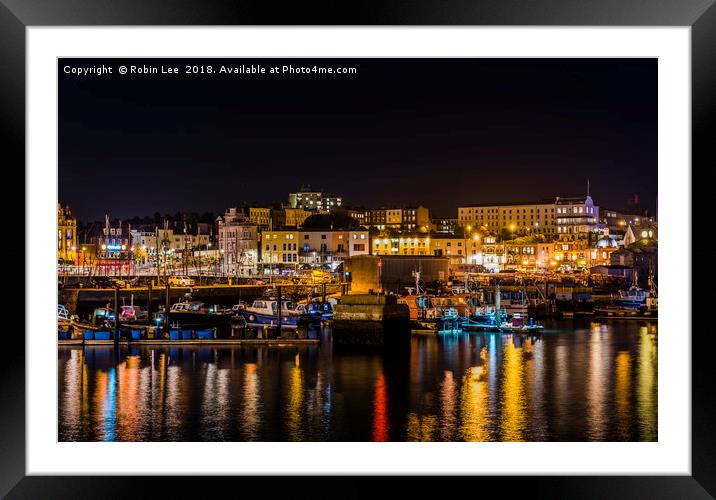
[302, 301, 334, 322]
[240, 299, 303, 329]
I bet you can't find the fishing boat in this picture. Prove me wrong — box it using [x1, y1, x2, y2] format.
[399, 271, 462, 331]
[459, 284, 513, 325]
[240, 298, 303, 329]
[594, 274, 658, 320]
[461, 312, 544, 334]
[166, 300, 234, 326]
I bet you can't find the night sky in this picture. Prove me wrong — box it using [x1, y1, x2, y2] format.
[59, 58, 657, 221]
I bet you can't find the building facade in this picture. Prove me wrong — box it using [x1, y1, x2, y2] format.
[288, 185, 342, 212]
[284, 207, 313, 228]
[458, 199, 557, 236]
[261, 230, 300, 269]
[430, 233, 481, 265]
[240, 206, 271, 230]
[216, 208, 259, 275]
[555, 196, 601, 236]
[299, 230, 369, 267]
[372, 233, 431, 257]
[130, 229, 210, 254]
[58, 204, 77, 263]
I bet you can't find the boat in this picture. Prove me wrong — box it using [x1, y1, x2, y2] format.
[119, 305, 149, 322]
[594, 274, 658, 320]
[302, 301, 334, 322]
[92, 307, 116, 326]
[459, 284, 513, 325]
[399, 271, 462, 331]
[460, 312, 544, 334]
[58, 304, 70, 321]
[166, 300, 234, 326]
[240, 298, 303, 329]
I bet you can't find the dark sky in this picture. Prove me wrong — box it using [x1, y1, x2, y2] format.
[59, 58, 657, 221]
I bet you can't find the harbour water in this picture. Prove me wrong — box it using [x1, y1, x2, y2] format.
[58, 319, 657, 442]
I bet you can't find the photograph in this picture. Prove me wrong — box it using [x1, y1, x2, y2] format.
[56, 57, 658, 443]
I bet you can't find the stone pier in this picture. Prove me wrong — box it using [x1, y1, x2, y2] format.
[333, 294, 410, 344]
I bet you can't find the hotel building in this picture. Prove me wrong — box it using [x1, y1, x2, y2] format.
[458, 199, 557, 236]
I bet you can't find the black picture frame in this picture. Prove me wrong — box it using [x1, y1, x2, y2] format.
[3, 1, 710, 497]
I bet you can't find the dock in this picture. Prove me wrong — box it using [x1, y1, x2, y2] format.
[59, 338, 320, 346]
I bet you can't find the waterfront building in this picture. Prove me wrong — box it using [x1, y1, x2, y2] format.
[260, 230, 300, 271]
[299, 230, 369, 268]
[551, 235, 593, 270]
[458, 199, 557, 237]
[288, 184, 342, 212]
[58, 203, 77, 264]
[130, 228, 210, 254]
[372, 233, 431, 257]
[480, 235, 507, 272]
[82, 215, 132, 273]
[554, 195, 601, 236]
[216, 208, 259, 275]
[430, 233, 481, 265]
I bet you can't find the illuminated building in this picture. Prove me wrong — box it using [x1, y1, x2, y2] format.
[283, 207, 313, 228]
[458, 199, 556, 236]
[480, 236, 507, 272]
[83, 214, 131, 273]
[58, 203, 77, 263]
[364, 206, 430, 231]
[261, 230, 300, 270]
[288, 184, 342, 212]
[432, 217, 458, 233]
[216, 208, 259, 275]
[554, 196, 601, 235]
[299, 230, 369, 268]
[129, 228, 210, 254]
[241, 206, 272, 230]
[371, 233, 430, 256]
[430, 233, 481, 265]
[551, 235, 592, 270]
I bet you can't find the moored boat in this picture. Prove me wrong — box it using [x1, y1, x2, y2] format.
[594, 274, 658, 320]
[166, 300, 234, 326]
[240, 298, 303, 329]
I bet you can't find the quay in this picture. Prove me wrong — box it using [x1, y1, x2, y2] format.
[333, 294, 410, 344]
[59, 338, 320, 346]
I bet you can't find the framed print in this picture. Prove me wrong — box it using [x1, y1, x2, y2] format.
[3, 0, 712, 497]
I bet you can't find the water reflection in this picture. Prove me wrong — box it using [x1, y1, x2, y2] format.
[59, 319, 657, 442]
